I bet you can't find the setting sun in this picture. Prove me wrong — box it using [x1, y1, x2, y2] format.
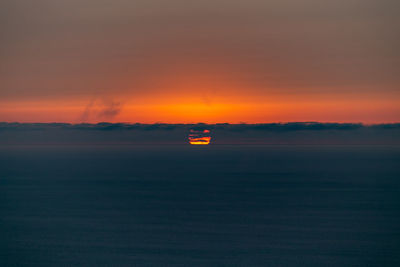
[188, 129, 211, 145]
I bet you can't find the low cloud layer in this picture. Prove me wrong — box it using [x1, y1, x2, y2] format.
[0, 122, 399, 145]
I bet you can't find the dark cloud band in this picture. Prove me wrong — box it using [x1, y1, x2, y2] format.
[0, 122, 399, 145]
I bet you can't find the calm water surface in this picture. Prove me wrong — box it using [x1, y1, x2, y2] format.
[1, 145, 400, 266]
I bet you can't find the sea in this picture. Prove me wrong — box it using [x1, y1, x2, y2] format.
[1, 145, 399, 266]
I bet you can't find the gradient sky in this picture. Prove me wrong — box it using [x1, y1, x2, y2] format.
[1, 0, 399, 123]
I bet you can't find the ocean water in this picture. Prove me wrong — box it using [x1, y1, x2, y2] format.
[1, 145, 399, 266]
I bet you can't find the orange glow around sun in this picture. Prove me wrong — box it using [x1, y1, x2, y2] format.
[0, 91, 399, 124]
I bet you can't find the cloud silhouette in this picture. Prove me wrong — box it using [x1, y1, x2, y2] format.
[79, 99, 95, 122]
[98, 101, 123, 119]
[0, 122, 398, 132]
[78, 99, 123, 122]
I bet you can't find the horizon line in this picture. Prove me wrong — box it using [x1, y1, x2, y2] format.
[1, 122, 400, 126]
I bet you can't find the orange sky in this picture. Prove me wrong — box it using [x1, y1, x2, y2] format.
[1, 0, 399, 123]
[1, 91, 399, 123]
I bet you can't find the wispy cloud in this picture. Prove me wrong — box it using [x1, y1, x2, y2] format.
[78, 98, 124, 122]
[98, 101, 123, 120]
[79, 99, 95, 122]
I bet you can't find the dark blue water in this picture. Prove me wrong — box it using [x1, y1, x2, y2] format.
[1, 145, 400, 266]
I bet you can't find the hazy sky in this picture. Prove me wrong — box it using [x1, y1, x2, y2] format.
[1, 0, 399, 123]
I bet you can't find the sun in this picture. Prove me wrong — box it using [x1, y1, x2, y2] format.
[188, 129, 211, 145]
